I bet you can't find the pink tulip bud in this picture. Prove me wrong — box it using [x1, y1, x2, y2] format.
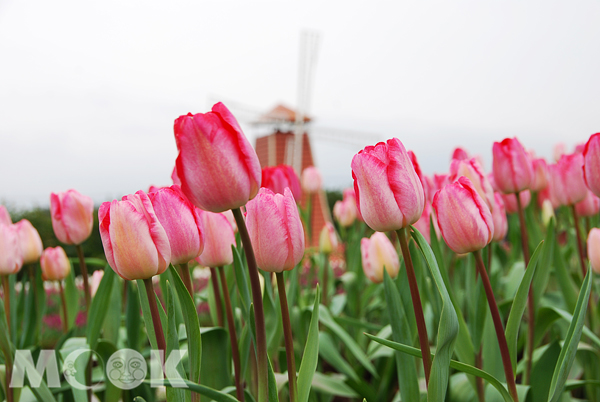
[319, 222, 339, 254]
[50, 189, 94, 246]
[261, 164, 302, 200]
[14, 219, 43, 264]
[491, 193, 508, 242]
[433, 176, 494, 254]
[530, 158, 549, 192]
[342, 188, 363, 221]
[246, 188, 305, 272]
[0, 206, 12, 226]
[583, 133, 600, 198]
[90, 270, 104, 297]
[451, 147, 469, 161]
[587, 228, 600, 274]
[99, 191, 171, 280]
[575, 190, 600, 217]
[449, 158, 495, 210]
[548, 153, 588, 206]
[333, 199, 357, 228]
[351, 138, 425, 232]
[174, 102, 262, 212]
[492, 137, 534, 194]
[0, 224, 22, 275]
[195, 210, 235, 268]
[500, 190, 531, 214]
[148, 185, 204, 265]
[360, 232, 400, 283]
[301, 166, 322, 194]
[40, 246, 71, 281]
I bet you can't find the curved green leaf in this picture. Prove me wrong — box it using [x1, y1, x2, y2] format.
[298, 286, 320, 402]
[147, 380, 238, 402]
[86, 267, 115, 350]
[318, 332, 359, 383]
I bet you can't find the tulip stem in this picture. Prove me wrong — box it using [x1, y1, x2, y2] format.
[515, 191, 535, 384]
[475, 346, 485, 402]
[75, 245, 91, 313]
[571, 206, 587, 276]
[218, 266, 245, 402]
[396, 227, 431, 386]
[276, 272, 298, 402]
[59, 281, 69, 333]
[142, 278, 167, 355]
[321, 253, 329, 306]
[2, 276, 9, 336]
[473, 250, 519, 402]
[232, 208, 269, 402]
[178, 262, 194, 300]
[209, 267, 224, 327]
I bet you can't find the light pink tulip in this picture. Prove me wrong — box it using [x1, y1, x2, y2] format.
[342, 188, 363, 222]
[14, 219, 43, 264]
[530, 158, 549, 192]
[491, 193, 508, 242]
[360, 232, 400, 283]
[99, 191, 171, 280]
[0, 224, 22, 275]
[174, 102, 262, 212]
[433, 176, 494, 254]
[449, 158, 495, 210]
[501, 190, 531, 215]
[40, 247, 71, 281]
[548, 153, 588, 206]
[222, 210, 238, 233]
[148, 185, 204, 265]
[90, 270, 104, 297]
[492, 137, 534, 194]
[333, 198, 357, 228]
[413, 201, 434, 244]
[587, 228, 600, 274]
[301, 166, 322, 194]
[246, 188, 305, 272]
[575, 190, 600, 217]
[50, 189, 94, 245]
[583, 133, 600, 197]
[0, 206, 11, 226]
[351, 138, 425, 232]
[195, 210, 236, 268]
[319, 222, 339, 254]
[262, 164, 302, 200]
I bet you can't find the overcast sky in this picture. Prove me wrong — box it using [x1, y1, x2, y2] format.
[1, 1, 599, 208]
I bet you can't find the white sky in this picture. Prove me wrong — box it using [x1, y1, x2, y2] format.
[1, 1, 599, 208]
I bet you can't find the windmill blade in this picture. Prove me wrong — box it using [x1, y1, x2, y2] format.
[310, 126, 385, 149]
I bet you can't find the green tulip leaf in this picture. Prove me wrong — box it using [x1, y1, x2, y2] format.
[297, 286, 320, 402]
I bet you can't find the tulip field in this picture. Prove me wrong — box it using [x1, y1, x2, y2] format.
[1, 102, 600, 402]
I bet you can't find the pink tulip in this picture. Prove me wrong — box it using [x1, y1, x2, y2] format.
[90, 270, 104, 297]
[50, 189, 94, 245]
[583, 133, 600, 197]
[195, 211, 236, 268]
[360, 232, 400, 283]
[501, 190, 531, 214]
[148, 185, 163, 193]
[408, 151, 430, 202]
[553, 143, 566, 162]
[433, 174, 450, 194]
[319, 222, 339, 254]
[40, 247, 71, 281]
[261, 164, 302, 200]
[14, 219, 43, 264]
[449, 158, 495, 210]
[246, 188, 305, 272]
[413, 201, 434, 244]
[574, 142, 586, 154]
[301, 166, 322, 194]
[333, 198, 357, 228]
[433, 176, 494, 254]
[538, 178, 560, 209]
[0, 224, 22, 275]
[99, 191, 171, 280]
[530, 158, 549, 192]
[0, 206, 11, 226]
[451, 147, 469, 161]
[174, 102, 262, 212]
[548, 153, 588, 206]
[587, 228, 600, 274]
[491, 193, 508, 242]
[148, 185, 204, 265]
[574, 190, 600, 217]
[222, 210, 238, 233]
[492, 137, 534, 194]
[351, 138, 425, 232]
[171, 164, 182, 186]
[342, 188, 363, 221]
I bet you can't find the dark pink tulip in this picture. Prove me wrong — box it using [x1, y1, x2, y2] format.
[245, 188, 305, 272]
[449, 158, 495, 210]
[492, 137, 534, 194]
[40, 246, 71, 281]
[174, 102, 262, 212]
[301, 166, 322, 194]
[148, 185, 204, 265]
[530, 158, 549, 192]
[451, 147, 469, 161]
[491, 193, 508, 242]
[548, 153, 588, 206]
[99, 191, 171, 280]
[171, 165, 182, 186]
[50, 189, 94, 245]
[583, 133, 600, 197]
[14, 219, 43, 264]
[0, 206, 11, 226]
[575, 190, 600, 217]
[261, 164, 302, 201]
[501, 190, 531, 214]
[351, 138, 425, 232]
[360, 232, 400, 283]
[195, 211, 235, 268]
[433, 176, 494, 254]
[0, 224, 22, 275]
